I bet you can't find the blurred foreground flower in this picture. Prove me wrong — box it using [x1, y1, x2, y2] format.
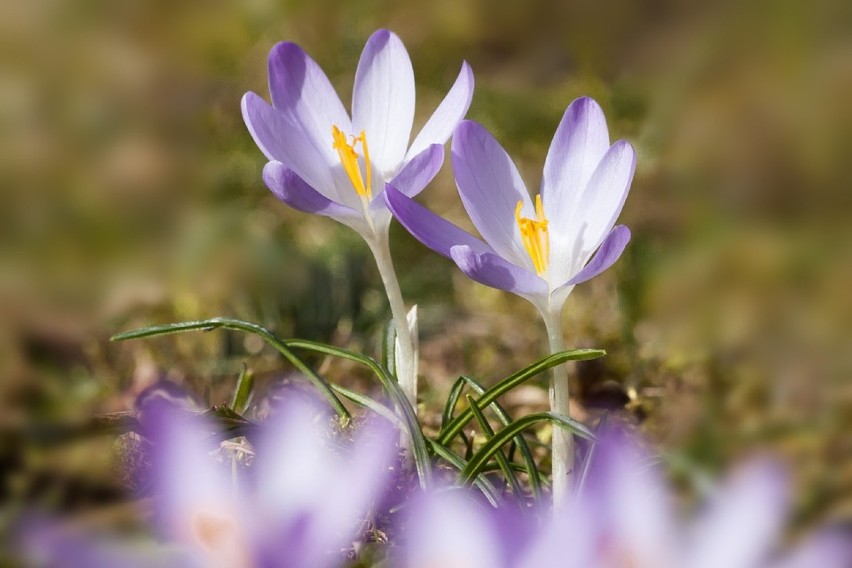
[242, 29, 474, 408]
[385, 97, 634, 502]
[22, 393, 396, 568]
[402, 434, 850, 568]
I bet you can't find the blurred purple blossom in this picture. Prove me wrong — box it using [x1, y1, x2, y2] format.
[400, 433, 851, 568]
[22, 392, 396, 568]
[150, 397, 396, 568]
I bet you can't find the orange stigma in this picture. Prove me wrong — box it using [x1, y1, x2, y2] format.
[332, 125, 372, 199]
[515, 194, 550, 275]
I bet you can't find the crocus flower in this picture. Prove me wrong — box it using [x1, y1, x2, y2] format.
[385, 96, 634, 501]
[384, 97, 634, 318]
[241, 28, 473, 239]
[21, 392, 396, 568]
[241, 29, 474, 408]
[400, 434, 851, 568]
[151, 398, 395, 568]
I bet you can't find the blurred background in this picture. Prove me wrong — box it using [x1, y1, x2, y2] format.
[2, 0, 851, 543]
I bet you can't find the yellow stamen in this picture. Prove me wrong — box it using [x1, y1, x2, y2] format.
[515, 194, 550, 275]
[332, 125, 372, 199]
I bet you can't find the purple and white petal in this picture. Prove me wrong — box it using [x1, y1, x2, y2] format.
[385, 185, 491, 258]
[406, 61, 475, 161]
[242, 93, 353, 207]
[564, 225, 630, 286]
[406, 491, 502, 568]
[267, 41, 351, 132]
[386, 144, 444, 198]
[559, 139, 635, 269]
[263, 162, 361, 223]
[255, 399, 395, 568]
[541, 97, 610, 231]
[772, 531, 852, 568]
[452, 120, 534, 268]
[352, 29, 415, 179]
[585, 432, 680, 568]
[450, 245, 548, 300]
[684, 460, 789, 568]
[548, 224, 630, 308]
[266, 43, 361, 208]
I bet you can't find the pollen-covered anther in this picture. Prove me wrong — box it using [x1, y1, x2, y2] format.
[332, 125, 372, 199]
[515, 194, 550, 275]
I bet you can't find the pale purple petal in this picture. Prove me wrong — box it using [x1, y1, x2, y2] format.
[405, 491, 502, 568]
[242, 92, 352, 207]
[241, 91, 294, 163]
[519, 498, 597, 568]
[452, 120, 533, 268]
[684, 460, 790, 568]
[267, 41, 351, 133]
[262, 161, 361, 222]
[560, 139, 635, 272]
[384, 184, 491, 258]
[19, 522, 197, 568]
[450, 244, 547, 299]
[144, 404, 248, 566]
[541, 97, 610, 231]
[264, 43, 363, 209]
[583, 432, 680, 567]
[406, 61, 475, 161]
[387, 144, 444, 198]
[352, 29, 415, 178]
[564, 225, 630, 285]
[255, 398, 395, 568]
[773, 531, 852, 568]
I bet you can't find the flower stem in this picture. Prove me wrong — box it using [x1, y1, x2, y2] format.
[366, 234, 418, 413]
[543, 309, 573, 509]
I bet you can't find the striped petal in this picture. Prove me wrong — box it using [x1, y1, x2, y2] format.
[352, 29, 415, 179]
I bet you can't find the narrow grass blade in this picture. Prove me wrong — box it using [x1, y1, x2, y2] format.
[442, 377, 468, 429]
[229, 364, 254, 415]
[112, 318, 351, 422]
[437, 349, 605, 446]
[331, 384, 402, 427]
[466, 394, 523, 499]
[442, 377, 474, 458]
[459, 412, 595, 486]
[458, 376, 541, 499]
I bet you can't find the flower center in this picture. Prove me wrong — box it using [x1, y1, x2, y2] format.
[515, 194, 550, 276]
[332, 125, 373, 199]
[190, 509, 251, 567]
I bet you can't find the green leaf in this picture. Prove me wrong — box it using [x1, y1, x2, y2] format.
[229, 364, 254, 415]
[442, 377, 468, 428]
[112, 318, 351, 423]
[442, 377, 474, 458]
[459, 412, 595, 486]
[466, 393, 523, 499]
[457, 376, 541, 499]
[113, 318, 435, 490]
[331, 384, 402, 427]
[437, 349, 605, 446]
